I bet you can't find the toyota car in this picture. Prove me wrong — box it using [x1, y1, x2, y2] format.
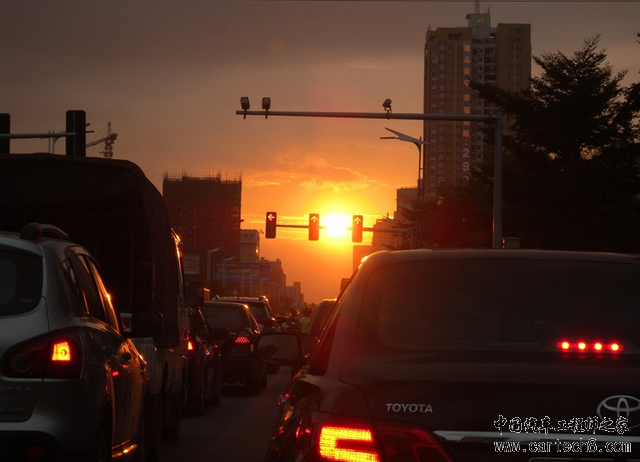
[256, 249, 640, 462]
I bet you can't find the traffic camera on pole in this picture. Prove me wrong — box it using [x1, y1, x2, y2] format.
[352, 215, 363, 242]
[308, 214, 320, 241]
[265, 212, 277, 239]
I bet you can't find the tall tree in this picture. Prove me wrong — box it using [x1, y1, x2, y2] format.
[468, 36, 640, 251]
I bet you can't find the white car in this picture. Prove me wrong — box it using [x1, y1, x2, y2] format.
[0, 223, 153, 462]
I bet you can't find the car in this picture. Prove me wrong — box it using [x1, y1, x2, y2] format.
[214, 296, 282, 373]
[256, 249, 640, 462]
[201, 301, 267, 395]
[298, 298, 337, 365]
[0, 222, 156, 462]
[215, 296, 279, 333]
[306, 298, 336, 338]
[184, 306, 228, 416]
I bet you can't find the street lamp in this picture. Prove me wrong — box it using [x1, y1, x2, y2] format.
[380, 127, 432, 203]
[380, 127, 432, 248]
[235, 99, 503, 248]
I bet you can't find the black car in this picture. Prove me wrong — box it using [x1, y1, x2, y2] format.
[215, 296, 279, 333]
[184, 307, 228, 416]
[306, 298, 336, 337]
[201, 301, 267, 395]
[257, 249, 640, 462]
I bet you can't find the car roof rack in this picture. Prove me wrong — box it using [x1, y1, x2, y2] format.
[20, 222, 70, 241]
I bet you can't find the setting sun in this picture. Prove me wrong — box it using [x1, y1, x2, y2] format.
[322, 214, 351, 238]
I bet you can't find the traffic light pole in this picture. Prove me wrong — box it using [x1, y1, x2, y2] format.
[238, 108, 503, 249]
[0, 110, 90, 156]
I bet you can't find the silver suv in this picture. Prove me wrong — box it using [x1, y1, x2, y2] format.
[0, 223, 151, 462]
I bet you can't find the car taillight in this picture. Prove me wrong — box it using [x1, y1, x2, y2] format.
[557, 339, 623, 353]
[235, 335, 251, 345]
[318, 425, 379, 462]
[4, 332, 83, 379]
[301, 413, 453, 462]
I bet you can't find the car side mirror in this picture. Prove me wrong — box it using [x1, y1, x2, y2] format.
[255, 333, 301, 366]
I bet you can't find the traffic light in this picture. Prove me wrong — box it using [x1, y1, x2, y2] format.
[308, 213, 320, 241]
[65, 110, 86, 157]
[265, 212, 277, 239]
[352, 215, 363, 242]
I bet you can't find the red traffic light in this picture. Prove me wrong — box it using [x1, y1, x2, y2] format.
[309, 213, 320, 240]
[352, 215, 363, 242]
[265, 212, 277, 239]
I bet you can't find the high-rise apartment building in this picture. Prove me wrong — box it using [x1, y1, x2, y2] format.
[423, 9, 531, 197]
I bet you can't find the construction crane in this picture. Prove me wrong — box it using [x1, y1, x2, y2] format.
[86, 121, 118, 158]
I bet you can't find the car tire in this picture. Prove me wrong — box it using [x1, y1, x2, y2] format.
[186, 378, 206, 417]
[91, 419, 111, 462]
[132, 410, 147, 462]
[162, 389, 182, 441]
[207, 367, 222, 407]
[144, 392, 162, 462]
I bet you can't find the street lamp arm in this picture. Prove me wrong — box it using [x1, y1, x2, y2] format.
[383, 127, 432, 146]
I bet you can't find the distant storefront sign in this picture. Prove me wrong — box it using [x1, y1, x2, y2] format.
[213, 262, 270, 282]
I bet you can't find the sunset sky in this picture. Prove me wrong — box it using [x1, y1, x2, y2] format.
[2, 0, 639, 303]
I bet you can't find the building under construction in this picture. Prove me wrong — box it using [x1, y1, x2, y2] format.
[162, 172, 242, 285]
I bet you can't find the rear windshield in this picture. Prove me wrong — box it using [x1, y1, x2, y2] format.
[202, 304, 248, 330]
[0, 248, 43, 315]
[360, 259, 640, 352]
[240, 301, 268, 319]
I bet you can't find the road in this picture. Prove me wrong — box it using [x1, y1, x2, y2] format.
[158, 367, 291, 462]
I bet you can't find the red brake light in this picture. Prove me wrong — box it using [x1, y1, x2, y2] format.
[4, 333, 83, 379]
[318, 425, 379, 462]
[52, 341, 72, 362]
[235, 335, 251, 344]
[302, 414, 453, 462]
[557, 340, 623, 353]
[187, 339, 195, 351]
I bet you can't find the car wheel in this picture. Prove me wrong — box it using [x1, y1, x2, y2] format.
[91, 420, 111, 462]
[132, 410, 147, 462]
[144, 392, 162, 462]
[162, 389, 182, 441]
[186, 378, 206, 417]
[207, 367, 222, 407]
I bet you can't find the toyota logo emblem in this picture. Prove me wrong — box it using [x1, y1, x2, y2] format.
[597, 395, 640, 429]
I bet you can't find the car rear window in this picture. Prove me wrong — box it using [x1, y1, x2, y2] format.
[202, 304, 248, 330]
[360, 258, 640, 352]
[0, 248, 43, 315]
[245, 303, 267, 319]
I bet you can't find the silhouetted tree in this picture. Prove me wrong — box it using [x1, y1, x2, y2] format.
[469, 36, 640, 251]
